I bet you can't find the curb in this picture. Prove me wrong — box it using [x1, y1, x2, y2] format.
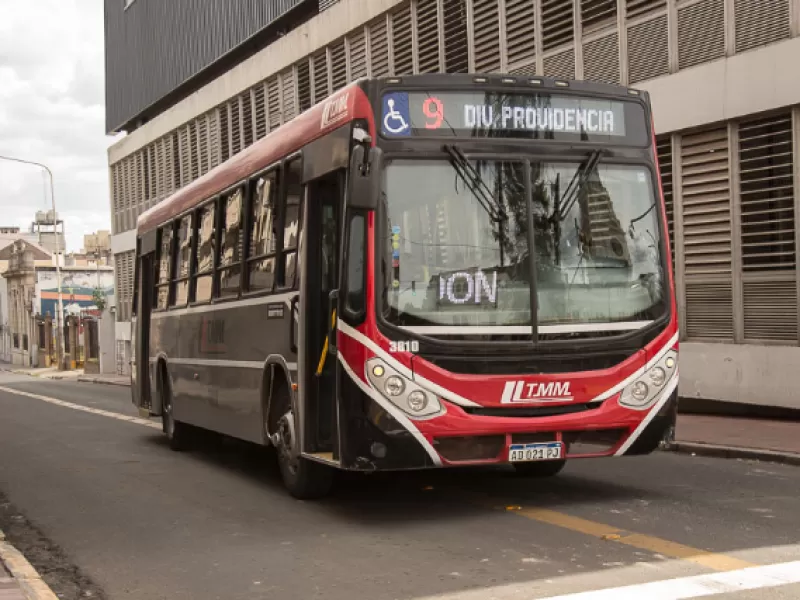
[669, 441, 800, 467]
[77, 376, 130, 388]
[0, 529, 59, 600]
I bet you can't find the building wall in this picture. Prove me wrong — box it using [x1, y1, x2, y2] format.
[104, 0, 313, 133]
[107, 0, 800, 404]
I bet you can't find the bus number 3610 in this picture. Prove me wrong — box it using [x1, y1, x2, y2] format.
[389, 340, 420, 353]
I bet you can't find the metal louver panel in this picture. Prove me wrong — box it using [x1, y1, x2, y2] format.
[678, 0, 724, 70]
[506, 0, 536, 69]
[369, 17, 390, 77]
[680, 127, 734, 338]
[296, 60, 311, 114]
[738, 112, 795, 271]
[207, 110, 220, 169]
[743, 278, 797, 342]
[242, 93, 254, 149]
[626, 0, 666, 19]
[680, 127, 731, 276]
[218, 105, 230, 162]
[392, 3, 414, 75]
[170, 132, 180, 192]
[313, 51, 329, 104]
[253, 83, 267, 139]
[320, 0, 340, 10]
[417, 0, 440, 73]
[542, 0, 574, 52]
[628, 14, 668, 83]
[656, 135, 675, 267]
[267, 76, 281, 130]
[543, 48, 575, 78]
[511, 62, 539, 75]
[685, 283, 734, 339]
[581, 0, 616, 33]
[443, 0, 468, 73]
[197, 116, 209, 176]
[179, 125, 191, 187]
[582, 33, 619, 84]
[189, 122, 199, 182]
[735, 0, 790, 53]
[473, 0, 501, 72]
[282, 69, 296, 122]
[230, 97, 242, 156]
[330, 40, 347, 91]
[349, 29, 368, 80]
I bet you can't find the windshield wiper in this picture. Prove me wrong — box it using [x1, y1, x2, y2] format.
[443, 144, 507, 224]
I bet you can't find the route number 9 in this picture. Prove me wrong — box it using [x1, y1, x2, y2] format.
[423, 97, 444, 130]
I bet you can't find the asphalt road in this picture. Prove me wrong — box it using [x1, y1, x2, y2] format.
[0, 370, 798, 600]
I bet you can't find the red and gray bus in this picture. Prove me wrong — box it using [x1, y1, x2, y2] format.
[131, 74, 678, 498]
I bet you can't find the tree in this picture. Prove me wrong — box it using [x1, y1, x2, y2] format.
[92, 288, 107, 312]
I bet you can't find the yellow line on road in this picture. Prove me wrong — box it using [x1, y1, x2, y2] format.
[466, 494, 754, 572]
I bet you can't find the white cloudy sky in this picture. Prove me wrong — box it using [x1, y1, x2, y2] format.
[0, 0, 121, 252]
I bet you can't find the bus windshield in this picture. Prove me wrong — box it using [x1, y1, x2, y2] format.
[380, 158, 666, 335]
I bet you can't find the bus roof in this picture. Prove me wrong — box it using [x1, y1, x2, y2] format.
[137, 81, 375, 236]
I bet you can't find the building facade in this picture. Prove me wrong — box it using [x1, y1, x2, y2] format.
[105, 0, 800, 409]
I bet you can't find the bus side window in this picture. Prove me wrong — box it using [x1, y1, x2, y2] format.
[193, 201, 216, 303]
[217, 187, 244, 298]
[344, 214, 366, 315]
[171, 214, 193, 306]
[280, 159, 303, 290]
[155, 225, 173, 310]
[247, 170, 278, 292]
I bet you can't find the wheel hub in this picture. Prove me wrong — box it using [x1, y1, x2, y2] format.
[277, 411, 298, 472]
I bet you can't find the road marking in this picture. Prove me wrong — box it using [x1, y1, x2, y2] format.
[465, 495, 753, 572]
[0, 386, 161, 430]
[537, 560, 800, 599]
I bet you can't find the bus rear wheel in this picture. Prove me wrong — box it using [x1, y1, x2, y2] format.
[159, 368, 189, 451]
[270, 382, 334, 500]
[512, 460, 566, 478]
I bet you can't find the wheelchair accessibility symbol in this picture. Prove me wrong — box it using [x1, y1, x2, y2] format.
[382, 93, 411, 137]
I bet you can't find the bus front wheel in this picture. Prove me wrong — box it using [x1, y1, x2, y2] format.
[270, 382, 334, 500]
[512, 460, 566, 478]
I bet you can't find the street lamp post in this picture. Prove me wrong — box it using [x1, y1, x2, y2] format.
[0, 155, 66, 370]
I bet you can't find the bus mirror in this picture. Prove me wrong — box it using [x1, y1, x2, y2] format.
[348, 145, 382, 211]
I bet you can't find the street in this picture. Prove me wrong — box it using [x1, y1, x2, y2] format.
[0, 370, 798, 600]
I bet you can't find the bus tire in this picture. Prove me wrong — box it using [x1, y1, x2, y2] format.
[270, 381, 334, 500]
[512, 460, 566, 478]
[159, 366, 189, 451]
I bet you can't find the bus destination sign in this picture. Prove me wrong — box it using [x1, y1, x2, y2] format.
[381, 91, 644, 143]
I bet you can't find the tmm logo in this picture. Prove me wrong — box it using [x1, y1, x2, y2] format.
[501, 381, 573, 404]
[321, 92, 350, 128]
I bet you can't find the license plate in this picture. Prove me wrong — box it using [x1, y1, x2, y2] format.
[508, 442, 563, 462]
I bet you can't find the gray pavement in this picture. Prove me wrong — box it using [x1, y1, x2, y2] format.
[0, 371, 798, 600]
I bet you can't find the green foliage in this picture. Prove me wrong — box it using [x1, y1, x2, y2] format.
[92, 288, 107, 312]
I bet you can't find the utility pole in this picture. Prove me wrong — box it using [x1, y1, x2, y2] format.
[0, 155, 66, 370]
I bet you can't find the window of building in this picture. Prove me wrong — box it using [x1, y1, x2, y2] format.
[156, 226, 173, 309]
[281, 159, 303, 289]
[172, 215, 193, 306]
[247, 171, 278, 292]
[193, 202, 216, 303]
[217, 187, 244, 297]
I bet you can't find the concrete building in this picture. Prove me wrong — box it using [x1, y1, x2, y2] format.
[104, 0, 800, 410]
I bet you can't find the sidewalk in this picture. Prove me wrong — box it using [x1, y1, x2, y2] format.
[0, 364, 129, 387]
[0, 530, 57, 600]
[674, 413, 800, 466]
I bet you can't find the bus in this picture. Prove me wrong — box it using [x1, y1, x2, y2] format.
[131, 73, 678, 499]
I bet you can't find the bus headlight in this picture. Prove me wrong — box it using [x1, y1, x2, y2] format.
[385, 376, 405, 397]
[407, 390, 428, 412]
[365, 358, 442, 419]
[619, 350, 678, 410]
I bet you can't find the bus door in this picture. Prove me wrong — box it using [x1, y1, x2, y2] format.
[301, 170, 345, 456]
[132, 246, 156, 414]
